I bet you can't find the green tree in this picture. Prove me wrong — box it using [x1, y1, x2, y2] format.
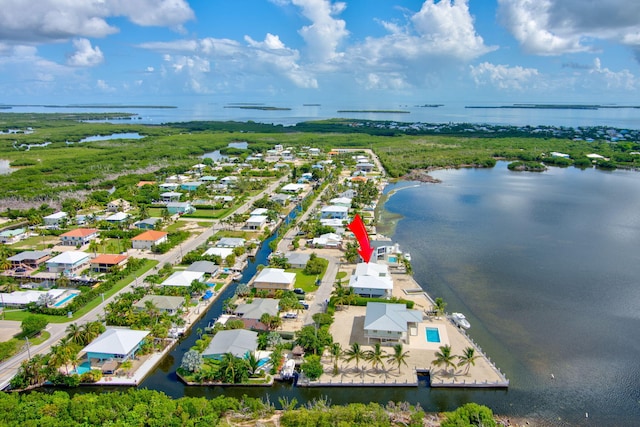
[180, 349, 203, 373]
[20, 314, 48, 337]
[329, 342, 342, 375]
[343, 342, 366, 373]
[301, 354, 324, 381]
[295, 325, 332, 355]
[441, 403, 497, 427]
[457, 346, 480, 375]
[432, 344, 456, 376]
[387, 343, 410, 374]
[434, 297, 447, 316]
[364, 342, 386, 374]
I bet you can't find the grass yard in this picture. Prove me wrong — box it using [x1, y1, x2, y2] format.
[165, 220, 188, 233]
[287, 268, 322, 293]
[15, 235, 59, 250]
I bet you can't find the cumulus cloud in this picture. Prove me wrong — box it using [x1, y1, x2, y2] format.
[291, 0, 348, 64]
[470, 62, 540, 90]
[0, 0, 194, 43]
[345, 0, 495, 89]
[589, 58, 635, 90]
[67, 38, 104, 67]
[498, 0, 640, 56]
[96, 79, 115, 92]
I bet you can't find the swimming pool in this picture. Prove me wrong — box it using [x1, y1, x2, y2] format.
[426, 327, 441, 343]
[73, 361, 92, 375]
[257, 358, 270, 368]
[54, 292, 80, 307]
[388, 256, 398, 263]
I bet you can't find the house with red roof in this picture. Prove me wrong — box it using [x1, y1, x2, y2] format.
[131, 230, 168, 250]
[91, 254, 129, 273]
[60, 228, 99, 246]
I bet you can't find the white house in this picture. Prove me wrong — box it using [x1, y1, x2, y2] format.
[363, 302, 423, 344]
[59, 228, 99, 246]
[252, 268, 296, 292]
[320, 205, 349, 220]
[250, 208, 269, 216]
[203, 247, 233, 259]
[46, 251, 90, 274]
[246, 215, 268, 230]
[160, 271, 205, 287]
[107, 199, 131, 212]
[43, 211, 68, 227]
[281, 183, 306, 193]
[0, 228, 28, 244]
[349, 262, 393, 298]
[131, 230, 168, 250]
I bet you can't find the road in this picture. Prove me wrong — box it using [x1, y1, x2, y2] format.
[0, 175, 288, 389]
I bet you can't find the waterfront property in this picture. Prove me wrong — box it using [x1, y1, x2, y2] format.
[133, 295, 185, 315]
[363, 302, 423, 344]
[215, 237, 245, 248]
[202, 329, 258, 359]
[246, 215, 268, 230]
[7, 250, 51, 269]
[81, 328, 150, 364]
[186, 261, 219, 275]
[131, 230, 168, 250]
[251, 268, 296, 292]
[234, 298, 279, 320]
[160, 271, 205, 287]
[349, 262, 393, 298]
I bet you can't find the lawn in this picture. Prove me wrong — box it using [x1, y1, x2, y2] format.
[3, 259, 158, 324]
[287, 268, 323, 293]
[15, 235, 59, 250]
[165, 220, 188, 233]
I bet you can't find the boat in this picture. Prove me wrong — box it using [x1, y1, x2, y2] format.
[450, 312, 471, 329]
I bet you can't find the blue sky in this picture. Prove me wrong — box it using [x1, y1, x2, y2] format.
[1, 0, 639, 106]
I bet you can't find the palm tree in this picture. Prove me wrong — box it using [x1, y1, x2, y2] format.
[81, 321, 104, 345]
[364, 342, 387, 374]
[245, 352, 260, 377]
[88, 239, 100, 258]
[343, 342, 366, 374]
[66, 323, 84, 346]
[457, 346, 480, 375]
[433, 297, 447, 317]
[432, 344, 456, 376]
[220, 352, 237, 383]
[329, 342, 342, 375]
[387, 343, 410, 374]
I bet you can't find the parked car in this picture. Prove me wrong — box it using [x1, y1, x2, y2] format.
[300, 302, 309, 309]
[293, 288, 305, 295]
[283, 312, 298, 319]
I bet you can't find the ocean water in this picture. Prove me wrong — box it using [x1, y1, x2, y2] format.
[384, 162, 640, 426]
[6, 101, 640, 129]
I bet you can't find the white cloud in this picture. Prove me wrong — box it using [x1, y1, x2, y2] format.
[67, 39, 104, 67]
[470, 62, 540, 90]
[96, 79, 115, 92]
[589, 58, 635, 90]
[0, 0, 194, 43]
[291, 0, 348, 63]
[498, 0, 640, 56]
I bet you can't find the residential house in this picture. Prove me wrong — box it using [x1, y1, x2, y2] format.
[320, 205, 348, 220]
[249, 208, 269, 217]
[43, 211, 68, 227]
[0, 289, 65, 308]
[131, 230, 168, 250]
[82, 328, 150, 363]
[160, 271, 205, 287]
[202, 329, 258, 360]
[270, 193, 290, 206]
[160, 191, 182, 203]
[203, 247, 233, 259]
[133, 218, 162, 230]
[8, 250, 51, 269]
[252, 268, 296, 292]
[370, 240, 402, 263]
[106, 199, 131, 212]
[284, 252, 310, 269]
[329, 197, 352, 208]
[186, 261, 219, 275]
[220, 176, 238, 186]
[281, 183, 306, 193]
[234, 298, 279, 320]
[60, 228, 99, 246]
[91, 254, 128, 273]
[355, 162, 375, 173]
[213, 195, 233, 203]
[363, 302, 423, 344]
[46, 251, 90, 274]
[0, 228, 27, 244]
[104, 212, 129, 224]
[166, 202, 195, 215]
[159, 183, 179, 191]
[216, 237, 245, 248]
[308, 148, 320, 156]
[349, 262, 393, 298]
[180, 181, 203, 191]
[311, 232, 342, 249]
[133, 295, 185, 315]
[246, 215, 268, 230]
[200, 175, 218, 183]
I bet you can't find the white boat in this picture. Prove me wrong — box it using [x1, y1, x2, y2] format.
[451, 312, 471, 329]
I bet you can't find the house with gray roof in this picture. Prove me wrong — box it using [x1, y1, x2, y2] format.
[363, 302, 423, 344]
[186, 260, 219, 275]
[349, 262, 393, 297]
[284, 252, 311, 269]
[202, 329, 258, 360]
[82, 328, 150, 363]
[8, 250, 51, 269]
[252, 268, 296, 292]
[215, 237, 245, 248]
[133, 295, 185, 315]
[234, 298, 279, 320]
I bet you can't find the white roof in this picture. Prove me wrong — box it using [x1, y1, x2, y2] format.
[321, 205, 349, 213]
[203, 247, 233, 258]
[0, 289, 65, 305]
[320, 218, 345, 227]
[47, 251, 90, 265]
[250, 208, 269, 216]
[247, 215, 268, 224]
[364, 303, 423, 333]
[44, 211, 67, 220]
[82, 328, 150, 355]
[329, 197, 352, 205]
[349, 274, 393, 290]
[354, 262, 390, 278]
[255, 268, 296, 285]
[106, 212, 129, 221]
[281, 183, 306, 192]
[161, 271, 205, 287]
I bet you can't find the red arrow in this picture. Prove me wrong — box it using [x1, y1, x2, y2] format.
[348, 214, 374, 263]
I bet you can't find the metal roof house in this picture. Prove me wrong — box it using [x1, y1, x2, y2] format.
[364, 302, 423, 344]
[82, 328, 150, 363]
[133, 295, 185, 315]
[252, 268, 296, 292]
[202, 329, 258, 360]
[234, 298, 280, 320]
[349, 262, 393, 298]
[46, 251, 90, 274]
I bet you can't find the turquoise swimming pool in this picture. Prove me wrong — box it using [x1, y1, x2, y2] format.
[54, 292, 80, 307]
[388, 256, 398, 263]
[426, 327, 441, 343]
[73, 361, 92, 375]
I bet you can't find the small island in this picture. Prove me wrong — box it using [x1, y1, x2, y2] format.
[507, 161, 547, 172]
[224, 105, 292, 111]
[337, 110, 410, 114]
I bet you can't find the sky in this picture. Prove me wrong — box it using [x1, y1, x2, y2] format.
[1, 0, 640, 106]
